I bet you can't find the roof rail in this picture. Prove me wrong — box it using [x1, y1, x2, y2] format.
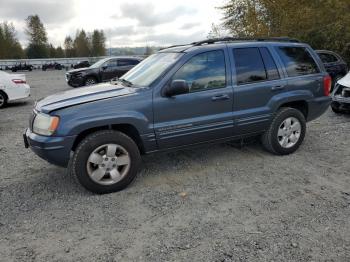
[191, 37, 300, 46]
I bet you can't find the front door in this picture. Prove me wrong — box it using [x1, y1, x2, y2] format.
[153, 49, 234, 149]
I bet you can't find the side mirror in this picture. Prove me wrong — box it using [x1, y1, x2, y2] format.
[165, 80, 189, 97]
[102, 65, 108, 70]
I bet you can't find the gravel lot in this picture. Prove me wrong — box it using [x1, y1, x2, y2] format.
[0, 70, 349, 262]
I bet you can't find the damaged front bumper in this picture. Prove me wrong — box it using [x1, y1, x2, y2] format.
[331, 83, 350, 110]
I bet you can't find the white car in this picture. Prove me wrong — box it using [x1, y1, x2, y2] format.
[0, 70, 30, 108]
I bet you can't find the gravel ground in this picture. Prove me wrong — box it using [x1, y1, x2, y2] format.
[0, 70, 349, 262]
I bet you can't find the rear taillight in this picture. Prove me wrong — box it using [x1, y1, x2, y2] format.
[12, 79, 26, 84]
[323, 75, 332, 96]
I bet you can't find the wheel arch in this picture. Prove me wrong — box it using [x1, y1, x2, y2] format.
[0, 89, 8, 100]
[278, 100, 308, 119]
[71, 123, 145, 154]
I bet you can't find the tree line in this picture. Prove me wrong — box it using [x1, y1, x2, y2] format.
[0, 15, 106, 59]
[215, 0, 350, 63]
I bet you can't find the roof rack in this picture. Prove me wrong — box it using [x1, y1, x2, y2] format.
[191, 37, 300, 46]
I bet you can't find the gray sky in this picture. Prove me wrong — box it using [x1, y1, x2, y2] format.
[0, 0, 224, 47]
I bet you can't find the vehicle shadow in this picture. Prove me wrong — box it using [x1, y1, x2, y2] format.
[5, 100, 32, 108]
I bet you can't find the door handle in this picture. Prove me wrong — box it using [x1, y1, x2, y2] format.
[271, 85, 285, 91]
[211, 94, 230, 101]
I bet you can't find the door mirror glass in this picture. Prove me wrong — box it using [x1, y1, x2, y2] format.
[165, 80, 189, 97]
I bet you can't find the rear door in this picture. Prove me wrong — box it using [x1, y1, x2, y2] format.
[101, 59, 118, 81]
[153, 49, 234, 149]
[230, 46, 287, 135]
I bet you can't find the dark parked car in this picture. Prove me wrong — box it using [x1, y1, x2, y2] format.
[65, 57, 142, 87]
[10, 63, 33, 72]
[73, 60, 90, 69]
[24, 37, 331, 194]
[316, 50, 348, 89]
[42, 62, 63, 71]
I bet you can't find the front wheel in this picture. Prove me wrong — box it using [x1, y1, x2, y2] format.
[261, 107, 306, 155]
[71, 130, 141, 194]
[84, 77, 97, 86]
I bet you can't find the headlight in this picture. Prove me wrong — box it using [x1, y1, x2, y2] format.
[33, 113, 60, 136]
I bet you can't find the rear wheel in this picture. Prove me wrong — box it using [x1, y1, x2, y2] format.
[71, 130, 141, 194]
[0, 91, 8, 108]
[261, 107, 306, 155]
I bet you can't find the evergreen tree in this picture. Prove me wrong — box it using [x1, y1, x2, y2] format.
[55, 46, 64, 58]
[74, 29, 90, 57]
[64, 36, 75, 57]
[0, 22, 24, 59]
[48, 44, 56, 58]
[25, 15, 49, 58]
[91, 30, 106, 56]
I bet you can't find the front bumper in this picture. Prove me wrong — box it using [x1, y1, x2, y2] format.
[24, 128, 76, 167]
[66, 74, 85, 87]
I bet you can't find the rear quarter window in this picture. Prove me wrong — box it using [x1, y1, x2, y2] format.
[276, 46, 320, 77]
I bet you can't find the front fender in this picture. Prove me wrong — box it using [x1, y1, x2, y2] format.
[53, 90, 154, 137]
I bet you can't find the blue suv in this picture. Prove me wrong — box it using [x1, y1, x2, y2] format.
[24, 37, 331, 194]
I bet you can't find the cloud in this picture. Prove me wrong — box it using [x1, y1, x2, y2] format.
[137, 30, 206, 46]
[119, 2, 196, 27]
[0, 0, 76, 24]
[108, 25, 136, 37]
[179, 22, 201, 30]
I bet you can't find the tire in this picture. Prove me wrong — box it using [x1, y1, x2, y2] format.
[84, 77, 97, 86]
[261, 107, 306, 155]
[71, 130, 141, 194]
[0, 91, 8, 108]
[331, 102, 343, 114]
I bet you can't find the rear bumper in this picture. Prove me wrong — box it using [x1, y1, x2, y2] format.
[307, 96, 331, 121]
[7, 85, 30, 102]
[24, 128, 76, 167]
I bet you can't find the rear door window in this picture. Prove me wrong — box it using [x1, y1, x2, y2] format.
[276, 46, 320, 77]
[233, 47, 280, 85]
[318, 53, 338, 63]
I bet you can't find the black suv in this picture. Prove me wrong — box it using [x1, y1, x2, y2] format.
[316, 50, 348, 89]
[66, 57, 142, 87]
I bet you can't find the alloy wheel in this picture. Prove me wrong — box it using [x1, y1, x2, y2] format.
[86, 143, 131, 185]
[277, 117, 301, 148]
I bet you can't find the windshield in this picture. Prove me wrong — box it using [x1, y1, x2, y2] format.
[120, 53, 182, 87]
[89, 58, 109, 68]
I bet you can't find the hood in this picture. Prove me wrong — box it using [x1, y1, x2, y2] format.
[67, 67, 91, 74]
[36, 82, 136, 113]
[338, 72, 350, 87]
